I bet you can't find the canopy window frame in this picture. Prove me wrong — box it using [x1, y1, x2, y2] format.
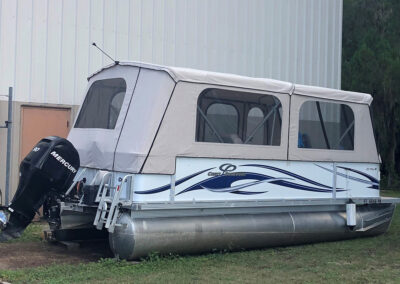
[143, 82, 291, 174]
[288, 95, 379, 163]
[196, 88, 284, 146]
[68, 65, 140, 171]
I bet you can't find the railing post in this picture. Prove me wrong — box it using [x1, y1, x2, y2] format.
[130, 175, 135, 203]
[170, 174, 175, 202]
[332, 162, 337, 199]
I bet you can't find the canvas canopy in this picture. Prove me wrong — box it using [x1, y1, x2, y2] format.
[89, 62, 373, 105]
[293, 84, 373, 105]
[68, 62, 378, 174]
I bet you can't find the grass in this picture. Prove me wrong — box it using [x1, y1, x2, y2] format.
[381, 189, 400, 198]
[1, 190, 399, 284]
[5, 222, 44, 244]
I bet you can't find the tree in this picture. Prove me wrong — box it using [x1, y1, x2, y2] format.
[342, 0, 400, 188]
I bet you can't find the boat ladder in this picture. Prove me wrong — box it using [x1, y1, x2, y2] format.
[93, 173, 134, 233]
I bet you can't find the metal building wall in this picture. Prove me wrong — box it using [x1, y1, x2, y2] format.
[0, 0, 343, 203]
[0, 0, 343, 106]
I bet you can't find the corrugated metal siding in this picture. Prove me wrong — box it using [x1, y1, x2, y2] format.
[0, 0, 343, 105]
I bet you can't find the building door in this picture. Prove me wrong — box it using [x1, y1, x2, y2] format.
[20, 106, 71, 161]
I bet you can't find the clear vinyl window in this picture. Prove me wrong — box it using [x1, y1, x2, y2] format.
[246, 107, 265, 145]
[196, 88, 282, 145]
[75, 78, 127, 129]
[204, 103, 239, 143]
[298, 101, 354, 150]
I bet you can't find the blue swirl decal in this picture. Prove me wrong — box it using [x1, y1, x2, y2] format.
[176, 173, 284, 196]
[135, 164, 350, 196]
[316, 164, 379, 189]
[176, 168, 343, 195]
[134, 168, 214, 194]
[242, 164, 332, 189]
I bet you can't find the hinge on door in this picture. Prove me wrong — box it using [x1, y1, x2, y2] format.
[67, 121, 70, 128]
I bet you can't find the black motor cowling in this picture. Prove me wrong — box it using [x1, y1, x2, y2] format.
[0, 136, 79, 241]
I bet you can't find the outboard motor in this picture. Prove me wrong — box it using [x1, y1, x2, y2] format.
[0, 136, 79, 241]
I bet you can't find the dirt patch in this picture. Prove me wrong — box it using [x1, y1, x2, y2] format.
[0, 241, 112, 270]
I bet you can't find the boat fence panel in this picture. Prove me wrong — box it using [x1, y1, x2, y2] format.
[129, 157, 379, 203]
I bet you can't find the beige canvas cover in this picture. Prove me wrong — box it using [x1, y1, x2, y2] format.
[68, 65, 140, 170]
[142, 82, 290, 174]
[89, 62, 373, 105]
[293, 84, 373, 105]
[113, 69, 176, 173]
[70, 62, 378, 174]
[89, 62, 294, 96]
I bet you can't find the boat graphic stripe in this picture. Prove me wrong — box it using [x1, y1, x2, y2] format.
[316, 164, 379, 189]
[176, 173, 273, 195]
[242, 164, 332, 189]
[270, 180, 345, 193]
[337, 166, 379, 189]
[136, 166, 348, 196]
[230, 190, 267, 195]
[134, 167, 214, 194]
[176, 172, 344, 195]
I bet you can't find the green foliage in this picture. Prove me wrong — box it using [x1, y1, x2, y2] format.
[342, 0, 400, 188]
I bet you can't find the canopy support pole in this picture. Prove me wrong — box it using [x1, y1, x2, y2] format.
[332, 162, 337, 199]
[197, 106, 224, 143]
[338, 120, 354, 147]
[316, 102, 331, 149]
[244, 101, 281, 144]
